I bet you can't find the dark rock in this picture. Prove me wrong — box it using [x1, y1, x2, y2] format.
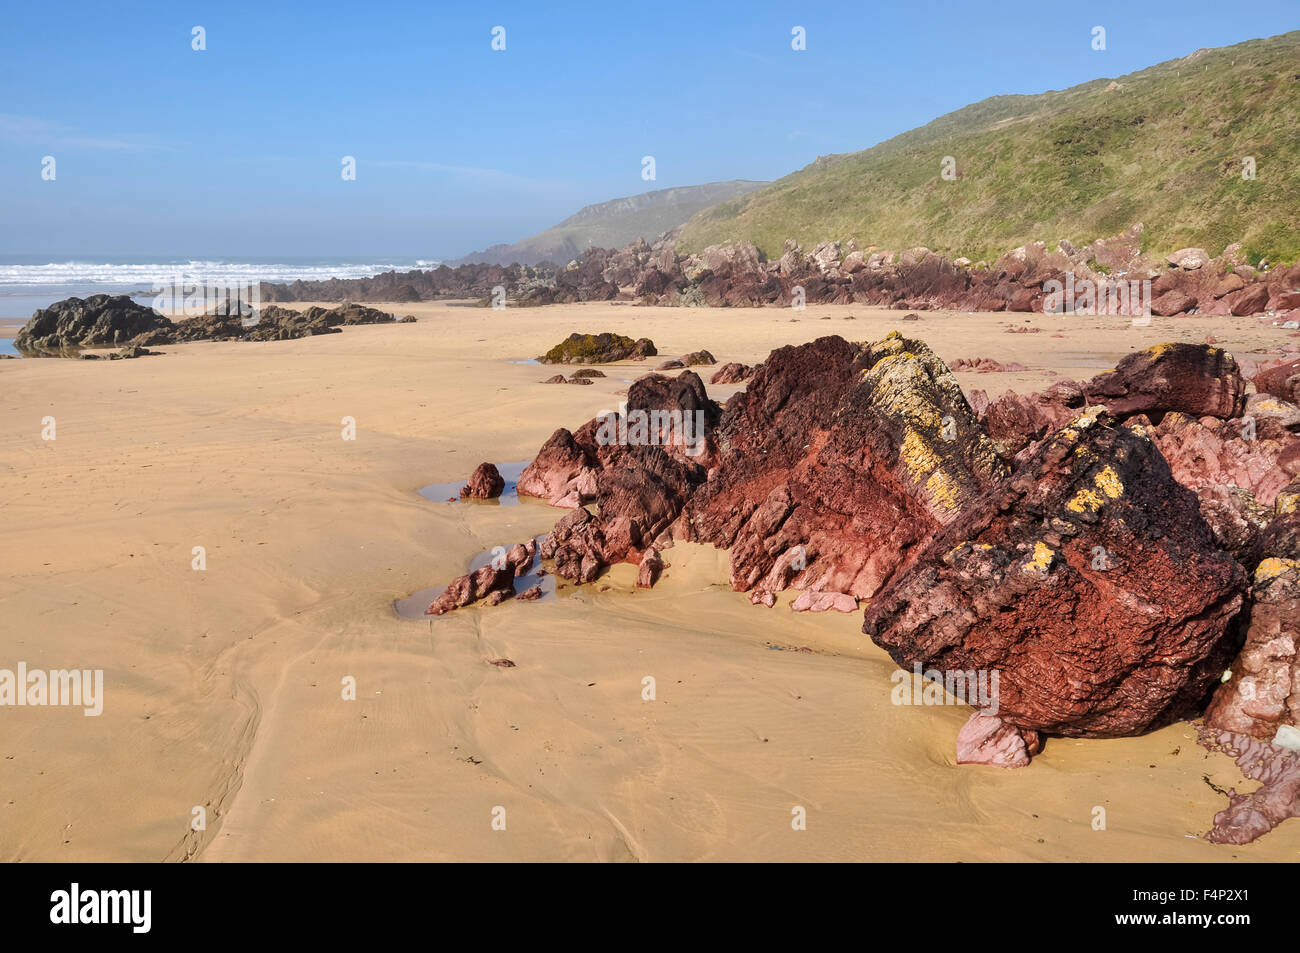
[16, 295, 172, 352]
[1083, 343, 1244, 419]
[709, 362, 754, 384]
[538, 332, 656, 364]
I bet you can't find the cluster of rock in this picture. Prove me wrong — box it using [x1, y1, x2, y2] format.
[258, 261, 554, 304]
[258, 226, 1299, 318]
[424, 332, 1300, 841]
[15, 296, 405, 355]
[426, 540, 541, 614]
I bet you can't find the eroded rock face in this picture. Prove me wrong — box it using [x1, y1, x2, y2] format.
[1206, 483, 1300, 742]
[688, 334, 1007, 604]
[517, 428, 598, 507]
[16, 295, 172, 352]
[863, 407, 1247, 737]
[461, 462, 505, 499]
[1082, 343, 1245, 420]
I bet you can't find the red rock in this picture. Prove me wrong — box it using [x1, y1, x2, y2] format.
[1273, 291, 1300, 312]
[1082, 342, 1244, 419]
[1151, 290, 1197, 316]
[517, 428, 598, 506]
[427, 564, 514, 615]
[689, 334, 1007, 603]
[949, 357, 1027, 373]
[637, 547, 664, 588]
[978, 380, 1084, 461]
[1254, 358, 1300, 402]
[709, 362, 754, 384]
[956, 712, 1043, 767]
[1206, 484, 1300, 742]
[460, 462, 505, 499]
[515, 585, 542, 601]
[1213, 273, 1245, 298]
[679, 350, 717, 366]
[1229, 283, 1271, 316]
[863, 408, 1247, 737]
[1145, 404, 1298, 510]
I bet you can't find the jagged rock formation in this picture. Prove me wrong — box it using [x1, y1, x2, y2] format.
[15, 295, 172, 352]
[256, 228, 1297, 318]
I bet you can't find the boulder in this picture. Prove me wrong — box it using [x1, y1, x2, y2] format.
[1229, 283, 1271, 316]
[15, 295, 172, 352]
[689, 334, 1007, 604]
[1167, 248, 1211, 270]
[1082, 343, 1244, 419]
[538, 332, 656, 364]
[863, 407, 1247, 737]
[709, 362, 755, 384]
[956, 712, 1043, 767]
[460, 462, 505, 499]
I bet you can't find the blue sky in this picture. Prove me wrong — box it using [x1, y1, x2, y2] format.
[1, 0, 1297, 258]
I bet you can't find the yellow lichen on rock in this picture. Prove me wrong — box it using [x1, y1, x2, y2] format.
[1023, 541, 1055, 573]
[1066, 487, 1105, 514]
[1254, 557, 1300, 584]
[1094, 466, 1124, 499]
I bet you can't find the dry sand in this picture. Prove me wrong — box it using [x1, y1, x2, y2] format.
[2, 300, 1298, 861]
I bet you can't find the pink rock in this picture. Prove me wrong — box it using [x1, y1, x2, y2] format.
[956, 712, 1043, 767]
[790, 590, 858, 612]
[1198, 727, 1300, 844]
[636, 547, 665, 588]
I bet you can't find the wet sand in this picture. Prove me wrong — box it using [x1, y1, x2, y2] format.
[1, 300, 1298, 861]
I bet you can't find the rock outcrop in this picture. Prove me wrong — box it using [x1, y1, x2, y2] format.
[15, 295, 172, 352]
[863, 406, 1247, 738]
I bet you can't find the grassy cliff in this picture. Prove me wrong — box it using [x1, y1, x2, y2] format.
[678, 32, 1300, 264]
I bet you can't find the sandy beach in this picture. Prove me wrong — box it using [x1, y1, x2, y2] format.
[2, 300, 1298, 862]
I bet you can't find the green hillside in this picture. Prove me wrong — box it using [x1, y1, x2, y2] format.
[678, 32, 1300, 264]
[451, 180, 766, 266]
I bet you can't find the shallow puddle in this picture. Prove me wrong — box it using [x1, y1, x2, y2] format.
[419, 460, 530, 506]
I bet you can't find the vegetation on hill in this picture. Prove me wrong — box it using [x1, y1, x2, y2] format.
[677, 32, 1300, 264]
[453, 180, 766, 266]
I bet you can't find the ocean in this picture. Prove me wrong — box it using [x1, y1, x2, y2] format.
[0, 256, 440, 321]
